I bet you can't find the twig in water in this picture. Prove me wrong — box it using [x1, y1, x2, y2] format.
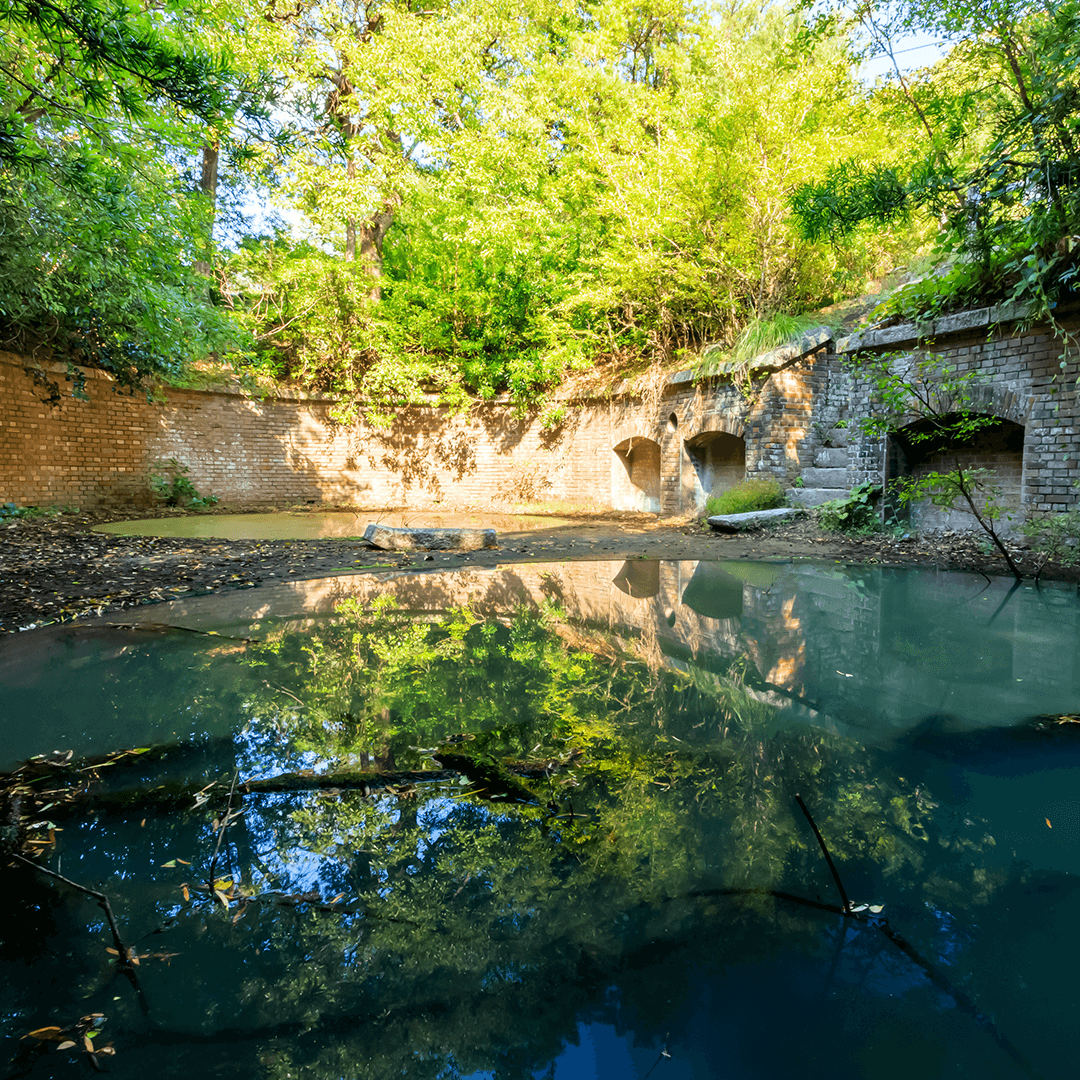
[207, 771, 240, 891]
[9, 852, 149, 1012]
[794, 794, 851, 914]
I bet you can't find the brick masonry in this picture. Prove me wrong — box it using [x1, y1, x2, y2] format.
[0, 347, 843, 513]
[1, 306, 1076, 526]
[841, 306, 1080, 528]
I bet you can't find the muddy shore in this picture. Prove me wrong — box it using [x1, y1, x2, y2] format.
[0, 502, 1074, 633]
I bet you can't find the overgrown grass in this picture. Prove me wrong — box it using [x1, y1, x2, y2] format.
[704, 479, 786, 516]
[695, 312, 838, 378]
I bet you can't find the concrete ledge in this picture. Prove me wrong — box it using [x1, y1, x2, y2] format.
[363, 524, 498, 551]
[836, 301, 1030, 353]
[707, 507, 805, 533]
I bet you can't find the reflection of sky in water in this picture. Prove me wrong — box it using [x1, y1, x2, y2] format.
[4, 561, 1080, 1078]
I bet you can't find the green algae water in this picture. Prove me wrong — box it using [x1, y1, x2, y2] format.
[92, 511, 575, 541]
[1, 560, 1078, 1079]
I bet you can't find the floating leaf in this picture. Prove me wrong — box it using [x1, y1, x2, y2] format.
[176, 858, 191, 865]
[82, 1035, 94, 1052]
[26, 1026, 64, 1041]
[160, 860, 177, 868]
[181, 883, 190, 902]
[214, 889, 231, 909]
[1046, 818, 1052, 828]
[57, 1040, 77, 1050]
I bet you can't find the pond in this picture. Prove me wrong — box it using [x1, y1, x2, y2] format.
[92, 511, 577, 541]
[1, 559, 1078, 1079]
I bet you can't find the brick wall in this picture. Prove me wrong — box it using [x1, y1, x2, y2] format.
[6, 308, 1073, 525]
[841, 306, 1080, 524]
[0, 347, 841, 513]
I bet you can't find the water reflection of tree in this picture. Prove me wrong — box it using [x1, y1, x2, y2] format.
[5, 597, 1009, 1079]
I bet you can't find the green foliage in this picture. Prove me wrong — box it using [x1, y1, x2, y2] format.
[0, 0, 253, 396]
[148, 459, 218, 507]
[696, 312, 837, 383]
[0, 502, 66, 520]
[705, 479, 786, 516]
[1020, 481, 1080, 578]
[225, 0, 907, 419]
[818, 481, 882, 533]
[794, 0, 1080, 322]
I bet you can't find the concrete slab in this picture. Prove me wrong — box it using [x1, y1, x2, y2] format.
[363, 524, 497, 551]
[801, 467, 849, 489]
[813, 447, 849, 468]
[786, 488, 844, 508]
[707, 507, 805, 533]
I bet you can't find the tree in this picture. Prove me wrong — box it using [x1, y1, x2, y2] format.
[0, 0, 255, 396]
[791, 0, 1080, 320]
[230, 1, 902, 422]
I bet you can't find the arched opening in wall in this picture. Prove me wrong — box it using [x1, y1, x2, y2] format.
[612, 436, 662, 513]
[613, 559, 660, 599]
[889, 415, 1025, 534]
[684, 431, 745, 510]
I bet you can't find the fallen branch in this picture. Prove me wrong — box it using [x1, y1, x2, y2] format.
[6, 752, 583, 822]
[9, 853, 149, 1014]
[794, 793, 851, 914]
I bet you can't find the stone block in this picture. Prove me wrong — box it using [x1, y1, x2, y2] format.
[801, 467, 849, 489]
[813, 447, 849, 468]
[707, 507, 805, 533]
[363, 524, 497, 551]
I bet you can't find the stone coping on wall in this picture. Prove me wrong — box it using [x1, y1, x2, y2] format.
[667, 325, 834, 388]
[834, 300, 1032, 354]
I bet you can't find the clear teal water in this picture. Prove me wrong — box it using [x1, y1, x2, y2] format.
[1, 560, 1077, 1079]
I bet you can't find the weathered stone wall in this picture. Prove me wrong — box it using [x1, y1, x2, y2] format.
[839, 305, 1080, 529]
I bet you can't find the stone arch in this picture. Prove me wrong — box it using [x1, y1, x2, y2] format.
[683, 428, 746, 510]
[888, 413, 1026, 533]
[612, 435, 662, 513]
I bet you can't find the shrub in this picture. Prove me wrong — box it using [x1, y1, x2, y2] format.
[149, 459, 218, 508]
[705, 479, 786, 516]
[818, 482, 881, 533]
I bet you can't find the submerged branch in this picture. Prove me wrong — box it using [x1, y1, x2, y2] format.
[3, 751, 583, 822]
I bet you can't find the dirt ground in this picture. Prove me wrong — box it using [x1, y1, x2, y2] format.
[0, 501, 1074, 633]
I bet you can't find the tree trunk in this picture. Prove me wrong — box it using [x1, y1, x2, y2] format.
[193, 136, 220, 279]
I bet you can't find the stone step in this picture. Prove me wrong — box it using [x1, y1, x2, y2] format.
[786, 487, 845, 508]
[824, 426, 853, 447]
[800, 467, 849, 489]
[813, 446, 849, 469]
